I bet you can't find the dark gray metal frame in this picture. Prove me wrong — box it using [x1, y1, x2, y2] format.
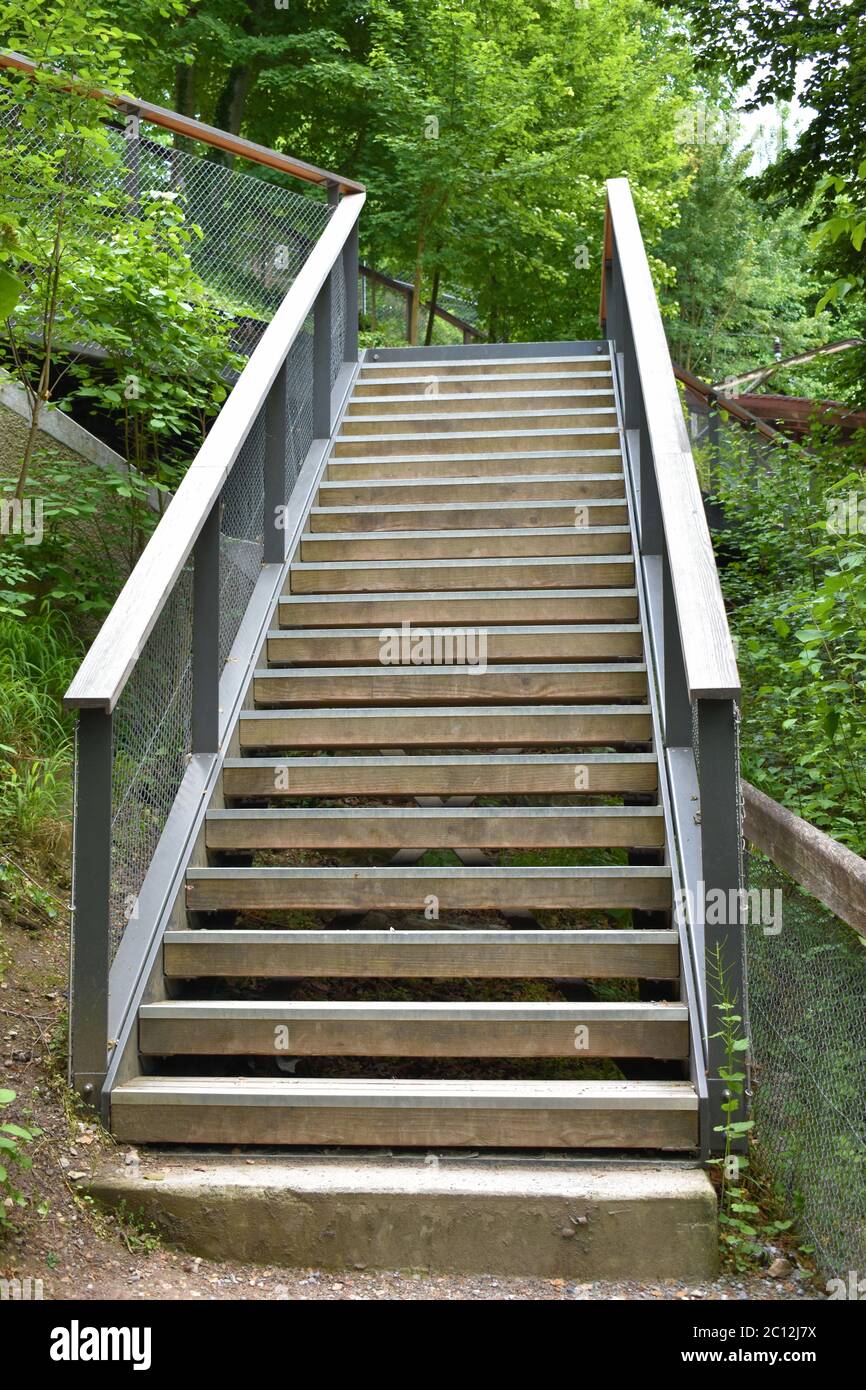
[602, 182, 744, 1156]
[66, 191, 364, 1111]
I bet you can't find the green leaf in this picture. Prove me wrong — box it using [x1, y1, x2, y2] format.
[0, 266, 25, 317]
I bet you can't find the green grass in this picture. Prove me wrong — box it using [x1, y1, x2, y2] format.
[0, 610, 82, 852]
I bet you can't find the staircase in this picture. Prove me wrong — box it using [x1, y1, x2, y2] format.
[107, 345, 699, 1150]
[65, 178, 741, 1202]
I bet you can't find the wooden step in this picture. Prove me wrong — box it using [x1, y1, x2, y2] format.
[339, 408, 619, 436]
[279, 589, 639, 627]
[353, 371, 613, 397]
[327, 452, 622, 480]
[331, 430, 620, 460]
[110, 1077, 699, 1149]
[185, 864, 672, 911]
[266, 624, 643, 665]
[252, 663, 648, 707]
[318, 473, 626, 505]
[238, 702, 653, 749]
[165, 927, 679, 979]
[299, 525, 632, 562]
[308, 498, 628, 532]
[358, 354, 611, 378]
[204, 804, 665, 851]
[288, 556, 635, 595]
[347, 388, 616, 414]
[221, 752, 657, 799]
[139, 1000, 689, 1059]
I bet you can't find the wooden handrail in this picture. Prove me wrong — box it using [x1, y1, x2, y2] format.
[744, 781, 866, 938]
[603, 179, 739, 701]
[64, 191, 364, 712]
[359, 264, 485, 341]
[672, 361, 785, 444]
[0, 49, 364, 194]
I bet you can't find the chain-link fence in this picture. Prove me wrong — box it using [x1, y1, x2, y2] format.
[109, 571, 194, 952]
[0, 101, 334, 344]
[0, 96, 340, 953]
[746, 850, 866, 1281]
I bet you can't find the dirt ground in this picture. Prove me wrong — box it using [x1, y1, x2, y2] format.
[0, 882, 826, 1303]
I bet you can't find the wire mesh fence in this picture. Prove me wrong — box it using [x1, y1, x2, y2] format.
[109, 570, 193, 953]
[0, 102, 333, 345]
[0, 97, 344, 956]
[219, 411, 266, 670]
[746, 850, 866, 1281]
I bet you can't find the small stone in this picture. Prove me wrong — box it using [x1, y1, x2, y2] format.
[767, 1257, 793, 1279]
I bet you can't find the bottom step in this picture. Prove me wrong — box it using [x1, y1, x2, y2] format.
[81, 1153, 718, 1279]
[111, 1077, 698, 1150]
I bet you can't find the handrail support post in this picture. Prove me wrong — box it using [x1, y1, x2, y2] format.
[69, 707, 113, 1107]
[663, 549, 692, 747]
[191, 502, 221, 753]
[697, 696, 745, 1153]
[343, 220, 359, 364]
[264, 365, 288, 563]
[313, 269, 333, 439]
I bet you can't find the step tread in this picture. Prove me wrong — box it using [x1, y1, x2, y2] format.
[355, 371, 613, 387]
[222, 751, 655, 767]
[302, 525, 632, 542]
[255, 662, 647, 677]
[360, 354, 611, 370]
[341, 407, 619, 424]
[267, 625, 642, 640]
[240, 701, 651, 719]
[328, 457, 622, 474]
[290, 555, 631, 572]
[315, 503, 625, 519]
[351, 388, 616, 405]
[280, 587, 637, 603]
[187, 864, 670, 879]
[140, 1000, 687, 1021]
[206, 805, 663, 820]
[319, 473, 623, 489]
[334, 428, 621, 443]
[166, 927, 676, 944]
[112, 1077, 697, 1110]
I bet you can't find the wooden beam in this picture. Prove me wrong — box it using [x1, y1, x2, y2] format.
[743, 781, 866, 938]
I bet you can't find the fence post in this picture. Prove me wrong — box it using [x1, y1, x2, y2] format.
[191, 502, 221, 753]
[264, 367, 288, 563]
[343, 220, 359, 364]
[663, 551, 692, 747]
[69, 708, 113, 1107]
[697, 696, 745, 1152]
[313, 268, 333, 439]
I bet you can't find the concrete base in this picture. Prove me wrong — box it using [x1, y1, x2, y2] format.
[83, 1155, 718, 1280]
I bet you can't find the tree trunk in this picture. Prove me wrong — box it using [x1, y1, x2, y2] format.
[174, 60, 197, 118]
[210, 64, 253, 162]
[409, 226, 425, 347]
[424, 267, 441, 346]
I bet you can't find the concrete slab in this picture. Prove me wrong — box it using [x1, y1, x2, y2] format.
[82, 1155, 718, 1280]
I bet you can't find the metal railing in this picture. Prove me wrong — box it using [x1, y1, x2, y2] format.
[359, 264, 485, 345]
[746, 851, 866, 1280]
[41, 58, 365, 1102]
[601, 179, 743, 1153]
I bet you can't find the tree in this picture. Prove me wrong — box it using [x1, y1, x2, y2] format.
[659, 137, 832, 382]
[351, 0, 696, 342]
[0, 0, 186, 498]
[654, 0, 866, 199]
